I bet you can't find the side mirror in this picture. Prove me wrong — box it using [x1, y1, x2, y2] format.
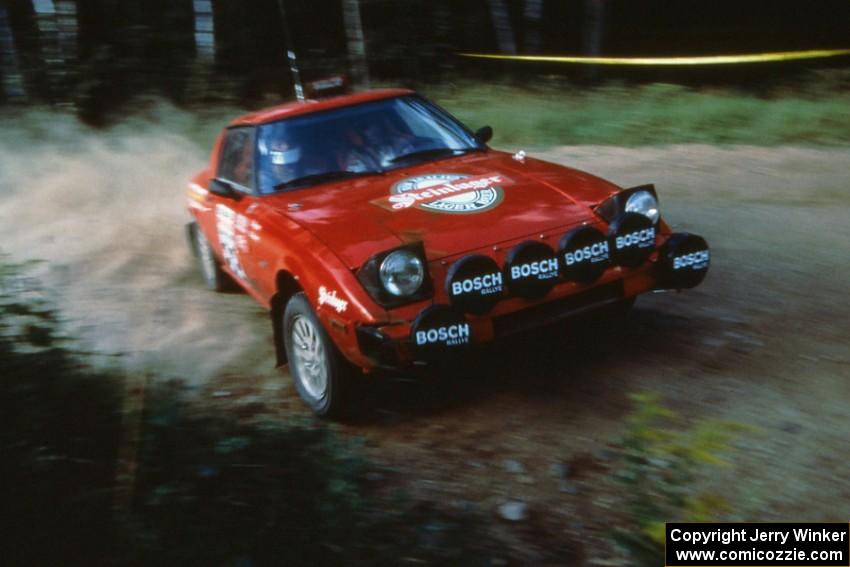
[474, 125, 493, 144]
[209, 178, 241, 200]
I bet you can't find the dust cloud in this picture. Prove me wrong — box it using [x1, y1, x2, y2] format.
[0, 102, 277, 384]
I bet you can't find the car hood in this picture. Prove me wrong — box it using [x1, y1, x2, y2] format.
[268, 150, 622, 268]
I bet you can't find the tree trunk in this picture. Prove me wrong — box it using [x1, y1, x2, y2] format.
[54, 1, 78, 63]
[0, 6, 27, 101]
[523, 0, 543, 54]
[582, 0, 606, 81]
[488, 0, 517, 55]
[30, 0, 78, 103]
[342, 0, 369, 89]
[583, 0, 606, 57]
[431, 1, 452, 72]
[188, 0, 216, 100]
[33, 0, 60, 101]
[192, 0, 215, 60]
[277, 0, 304, 101]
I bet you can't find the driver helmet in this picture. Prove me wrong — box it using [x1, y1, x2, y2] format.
[269, 140, 301, 167]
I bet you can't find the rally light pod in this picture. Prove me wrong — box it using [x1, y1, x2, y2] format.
[504, 241, 560, 299]
[446, 255, 504, 315]
[659, 232, 711, 289]
[608, 212, 657, 268]
[558, 226, 611, 283]
[410, 305, 472, 358]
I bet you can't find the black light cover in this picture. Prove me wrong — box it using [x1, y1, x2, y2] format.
[608, 213, 656, 267]
[504, 241, 560, 299]
[558, 226, 611, 283]
[410, 305, 472, 357]
[658, 232, 710, 289]
[445, 255, 504, 315]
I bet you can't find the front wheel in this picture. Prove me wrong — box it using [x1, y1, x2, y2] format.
[283, 293, 357, 418]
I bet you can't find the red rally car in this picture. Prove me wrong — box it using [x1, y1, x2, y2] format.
[185, 88, 710, 417]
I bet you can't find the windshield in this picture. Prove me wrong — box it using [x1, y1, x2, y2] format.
[256, 95, 483, 193]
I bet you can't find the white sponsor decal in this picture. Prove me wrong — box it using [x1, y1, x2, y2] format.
[415, 323, 471, 346]
[318, 286, 348, 313]
[673, 250, 710, 270]
[215, 204, 248, 280]
[564, 241, 610, 265]
[510, 258, 559, 281]
[616, 227, 656, 250]
[375, 172, 510, 214]
[387, 175, 502, 210]
[450, 272, 503, 296]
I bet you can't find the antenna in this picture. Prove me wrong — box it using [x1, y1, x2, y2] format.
[276, 0, 304, 102]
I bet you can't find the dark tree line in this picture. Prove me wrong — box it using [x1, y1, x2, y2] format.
[1, 0, 848, 120]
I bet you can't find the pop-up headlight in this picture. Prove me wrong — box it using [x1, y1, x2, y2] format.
[595, 184, 660, 225]
[357, 242, 433, 307]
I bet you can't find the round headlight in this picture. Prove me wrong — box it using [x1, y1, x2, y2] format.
[625, 190, 660, 224]
[379, 250, 425, 296]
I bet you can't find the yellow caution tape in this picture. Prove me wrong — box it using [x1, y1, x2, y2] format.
[459, 49, 850, 66]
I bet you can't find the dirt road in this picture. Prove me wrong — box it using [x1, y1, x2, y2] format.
[2, 118, 848, 562]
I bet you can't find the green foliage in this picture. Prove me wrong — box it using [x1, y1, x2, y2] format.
[425, 72, 850, 146]
[609, 392, 751, 565]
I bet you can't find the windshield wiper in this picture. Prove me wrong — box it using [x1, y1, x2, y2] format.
[273, 169, 381, 192]
[388, 147, 480, 165]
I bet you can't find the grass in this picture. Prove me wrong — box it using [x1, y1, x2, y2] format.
[423, 71, 850, 147]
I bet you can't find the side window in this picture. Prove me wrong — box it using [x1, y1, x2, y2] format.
[218, 127, 255, 190]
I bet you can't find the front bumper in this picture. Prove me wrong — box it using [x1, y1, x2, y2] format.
[354, 228, 708, 370]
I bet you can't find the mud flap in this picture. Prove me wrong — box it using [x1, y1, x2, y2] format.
[271, 294, 287, 366]
[185, 222, 199, 257]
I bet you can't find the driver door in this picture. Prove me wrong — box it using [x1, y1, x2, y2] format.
[207, 126, 262, 290]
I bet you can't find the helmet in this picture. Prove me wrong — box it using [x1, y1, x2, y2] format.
[269, 142, 301, 166]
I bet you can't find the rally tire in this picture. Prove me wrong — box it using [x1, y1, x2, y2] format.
[193, 224, 230, 292]
[283, 292, 355, 418]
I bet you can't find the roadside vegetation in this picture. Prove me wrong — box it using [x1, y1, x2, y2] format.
[2, 70, 849, 151]
[423, 70, 850, 147]
[607, 393, 750, 565]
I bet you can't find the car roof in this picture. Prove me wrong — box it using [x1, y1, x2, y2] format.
[228, 88, 416, 127]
